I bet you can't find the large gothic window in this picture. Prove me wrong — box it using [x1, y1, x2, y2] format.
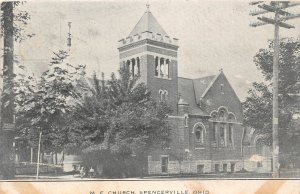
[210, 107, 237, 148]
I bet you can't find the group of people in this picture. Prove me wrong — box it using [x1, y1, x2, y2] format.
[74, 166, 95, 178]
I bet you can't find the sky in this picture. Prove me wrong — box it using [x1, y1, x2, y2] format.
[1, 0, 300, 101]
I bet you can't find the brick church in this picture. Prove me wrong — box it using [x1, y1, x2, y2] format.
[117, 6, 272, 175]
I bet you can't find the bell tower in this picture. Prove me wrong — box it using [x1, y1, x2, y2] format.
[118, 5, 179, 113]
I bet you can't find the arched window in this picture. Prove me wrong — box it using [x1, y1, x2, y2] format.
[219, 110, 226, 122]
[184, 114, 188, 127]
[193, 123, 206, 145]
[255, 138, 264, 155]
[159, 90, 163, 101]
[131, 58, 136, 76]
[228, 113, 236, 123]
[164, 90, 168, 101]
[195, 126, 204, 144]
[211, 111, 218, 121]
[160, 58, 164, 77]
[126, 60, 130, 71]
[165, 59, 170, 78]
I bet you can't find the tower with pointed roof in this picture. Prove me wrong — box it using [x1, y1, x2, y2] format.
[118, 5, 179, 113]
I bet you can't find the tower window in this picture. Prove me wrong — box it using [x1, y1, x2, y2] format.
[155, 57, 159, 76]
[165, 59, 170, 78]
[160, 58, 164, 77]
[137, 57, 140, 75]
[131, 58, 136, 76]
[154, 57, 170, 79]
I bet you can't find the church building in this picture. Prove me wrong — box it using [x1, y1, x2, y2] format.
[118, 6, 270, 175]
[117, 5, 272, 175]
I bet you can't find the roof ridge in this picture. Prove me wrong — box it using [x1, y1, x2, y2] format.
[129, 8, 168, 37]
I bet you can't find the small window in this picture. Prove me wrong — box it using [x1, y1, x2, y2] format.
[164, 90, 168, 101]
[220, 84, 224, 94]
[184, 116, 188, 127]
[159, 90, 163, 101]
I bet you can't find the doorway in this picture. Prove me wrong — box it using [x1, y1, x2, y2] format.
[215, 164, 220, 173]
[161, 156, 168, 173]
[223, 163, 227, 172]
[197, 165, 204, 174]
[230, 163, 235, 172]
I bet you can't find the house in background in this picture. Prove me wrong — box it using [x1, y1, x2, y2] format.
[117, 6, 271, 174]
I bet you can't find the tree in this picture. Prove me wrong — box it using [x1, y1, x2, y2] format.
[15, 50, 85, 164]
[0, 1, 34, 179]
[65, 68, 172, 178]
[243, 37, 300, 167]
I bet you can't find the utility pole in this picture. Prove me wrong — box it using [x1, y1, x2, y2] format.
[1, 1, 16, 179]
[250, 1, 300, 178]
[36, 130, 42, 180]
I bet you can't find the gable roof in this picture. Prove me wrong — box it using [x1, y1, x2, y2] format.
[129, 9, 168, 37]
[178, 77, 208, 116]
[193, 74, 217, 101]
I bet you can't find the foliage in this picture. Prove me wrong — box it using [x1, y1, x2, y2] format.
[65, 68, 172, 177]
[242, 37, 300, 166]
[0, 1, 35, 42]
[15, 50, 85, 153]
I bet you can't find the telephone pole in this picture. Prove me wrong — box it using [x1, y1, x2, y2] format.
[250, 1, 300, 178]
[1, 1, 16, 179]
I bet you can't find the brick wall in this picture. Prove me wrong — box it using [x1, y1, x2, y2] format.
[146, 54, 178, 113]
